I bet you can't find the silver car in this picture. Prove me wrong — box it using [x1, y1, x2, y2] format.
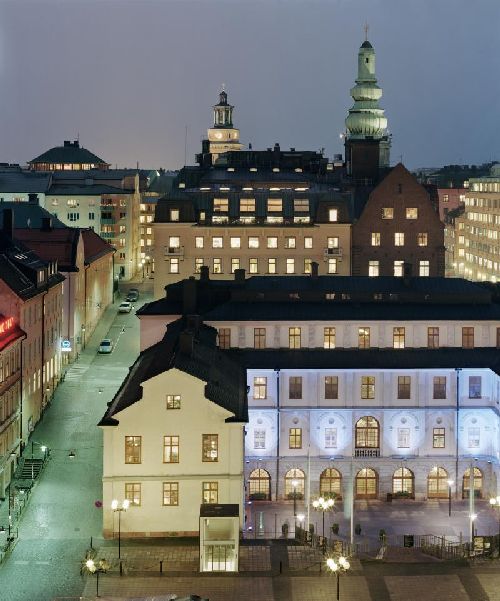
[118, 301, 132, 313]
[98, 339, 113, 354]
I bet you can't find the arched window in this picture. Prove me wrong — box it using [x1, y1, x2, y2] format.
[392, 467, 414, 496]
[320, 468, 342, 499]
[355, 417, 380, 457]
[462, 467, 483, 499]
[248, 468, 271, 500]
[284, 468, 305, 499]
[355, 468, 378, 499]
[427, 466, 449, 498]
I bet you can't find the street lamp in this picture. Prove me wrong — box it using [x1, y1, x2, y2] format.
[81, 555, 110, 598]
[490, 496, 500, 556]
[111, 499, 129, 559]
[447, 479, 454, 517]
[312, 496, 335, 538]
[326, 555, 351, 601]
[291, 479, 299, 523]
[470, 512, 477, 552]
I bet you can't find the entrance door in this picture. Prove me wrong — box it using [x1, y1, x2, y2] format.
[204, 544, 235, 571]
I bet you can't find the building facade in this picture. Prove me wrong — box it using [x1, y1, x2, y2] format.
[0, 316, 25, 498]
[137, 271, 500, 505]
[352, 164, 445, 277]
[453, 164, 500, 283]
[437, 187, 466, 222]
[99, 321, 247, 539]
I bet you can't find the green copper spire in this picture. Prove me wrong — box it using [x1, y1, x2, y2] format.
[345, 39, 388, 139]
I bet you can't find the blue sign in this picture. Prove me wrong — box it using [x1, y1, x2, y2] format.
[61, 339, 72, 352]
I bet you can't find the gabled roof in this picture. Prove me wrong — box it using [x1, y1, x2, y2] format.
[99, 319, 248, 426]
[80, 228, 115, 264]
[14, 228, 81, 272]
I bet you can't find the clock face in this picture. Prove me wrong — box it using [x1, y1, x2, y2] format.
[215, 132, 223, 140]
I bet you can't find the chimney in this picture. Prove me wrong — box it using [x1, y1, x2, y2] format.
[28, 193, 39, 205]
[179, 331, 194, 356]
[199, 265, 210, 282]
[310, 261, 319, 279]
[41, 217, 52, 232]
[2, 209, 14, 239]
[182, 277, 197, 314]
[63, 140, 71, 147]
[234, 268, 246, 284]
[186, 314, 201, 332]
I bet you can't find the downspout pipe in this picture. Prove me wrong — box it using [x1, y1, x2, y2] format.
[274, 368, 280, 501]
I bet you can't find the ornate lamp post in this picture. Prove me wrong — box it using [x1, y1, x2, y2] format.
[489, 496, 500, 556]
[312, 496, 335, 538]
[291, 479, 299, 522]
[447, 479, 454, 517]
[81, 556, 110, 598]
[111, 499, 129, 559]
[326, 555, 351, 601]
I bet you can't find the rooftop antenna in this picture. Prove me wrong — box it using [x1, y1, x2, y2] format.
[364, 22, 369, 41]
[221, 82, 226, 92]
[184, 125, 188, 166]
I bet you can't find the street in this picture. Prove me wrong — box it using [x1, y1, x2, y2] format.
[0, 291, 148, 601]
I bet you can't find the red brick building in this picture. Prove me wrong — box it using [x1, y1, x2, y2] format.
[352, 164, 445, 277]
[437, 187, 466, 222]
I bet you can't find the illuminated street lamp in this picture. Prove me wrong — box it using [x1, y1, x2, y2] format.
[447, 479, 454, 517]
[489, 495, 500, 555]
[81, 555, 110, 598]
[312, 496, 335, 538]
[291, 479, 299, 524]
[470, 512, 477, 553]
[111, 499, 129, 558]
[326, 555, 351, 600]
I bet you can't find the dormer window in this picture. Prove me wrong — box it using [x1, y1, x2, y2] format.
[328, 208, 338, 222]
[170, 208, 179, 222]
[38, 271, 45, 283]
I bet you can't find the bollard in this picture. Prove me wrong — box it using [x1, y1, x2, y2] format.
[160, 560, 163, 574]
[279, 560, 282, 574]
[120, 560, 123, 576]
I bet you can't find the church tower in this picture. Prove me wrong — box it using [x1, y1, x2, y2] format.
[344, 36, 391, 182]
[206, 88, 243, 164]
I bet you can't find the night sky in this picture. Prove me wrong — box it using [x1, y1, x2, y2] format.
[0, 0, 498, 170]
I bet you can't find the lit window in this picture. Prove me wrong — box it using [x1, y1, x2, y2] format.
[327, 237, 339, 248]
[267, 237, 278, 249]
[325, 428, 337, 448]
[166, 394, 181, 410]
[358, 327, 370, 349]
[324, 376, 338, 399]
[240, 198, 255, 212]
[328, 208, 338, 222]
[393, 327, 405, 349]
[125, 436, 141, 464]
[267, 199, 282, 212]
[213, 198, 229, 212]
[285, 237, 296, 249]
[294, 199, 309, 212]
[418, 233, 428, 246]
[382, 208, 394, 219]
[433, 428, 445, 448]
[163, 436, 179, 463]
[371, 233, 381, 246]
[289, 427, 302, 448]
[394, 261, 404, 277]
[328, 258, 337, 274]
[286, 258, 295, 274]
[163, 482, 179, 506]
[419, 260, 430, 276]
[212, 237, 223, 248]
[368, 260, 379, 277]
[248, 237, 259, 249]
[202, 481, 218, 504]
[406, 207, 418, 219]
[249, 258, 258, 274]
[323, 327, 336, 349]
[304, 259, 312, 274]
[169, 236, 180, 248]
[195, 236, 204, 248]
[304, 237, 313, 249]
[397, 428, 410, 448]
[231, 258, 240, 273]
[289, 327, 301, 349]
[361, 376, 375, 399]
[254, 430, 266, 449]
[468, 427, 480, 448]
[212, 258, 222, 274]
[395, 232, 405, 246]
[218, 328, 231, 349]
[202, 434, 218, 462]
[170, 209, 179, 221]
[427, 327, 439, 348]
[169, 258, 179, 274]
[253, 376, 267, 399]
[125, 483, 141, 507]
[254, 328, 266, 349]
[194, 258, 204, 273]
[397, 376, 411, 399]
[462, 327, 474, 349]
[268, 258, 277, 274]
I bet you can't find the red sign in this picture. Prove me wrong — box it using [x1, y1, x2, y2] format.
[0, 317, 14, 335]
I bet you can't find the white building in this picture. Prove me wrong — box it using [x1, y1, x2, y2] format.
[99, 321, 247, 540]
[137, 269, 500, 503]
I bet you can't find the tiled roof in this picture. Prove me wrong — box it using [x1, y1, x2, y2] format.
[0, 171, 51, 193]
[47, 183, 128, 196]
[14, 228, 80, 272]
[29, 144, 108, 166]
[228, 347, 500, 376]
[80, 228, 114, 264]
[0, 202, 67, 229]
[99, 319, 248, 426]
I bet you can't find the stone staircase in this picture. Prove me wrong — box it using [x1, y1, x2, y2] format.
[13, 458, 45, 489]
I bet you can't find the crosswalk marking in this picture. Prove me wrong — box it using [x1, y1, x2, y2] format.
[64, 365, 90, 381]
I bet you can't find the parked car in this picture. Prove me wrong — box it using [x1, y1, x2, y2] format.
[118, 301, 132, 313]
[98, 339, 113, 354]
[126, 290, 139, 302]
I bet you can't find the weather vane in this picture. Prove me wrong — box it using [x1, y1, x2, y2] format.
[364, 22, 369, 41]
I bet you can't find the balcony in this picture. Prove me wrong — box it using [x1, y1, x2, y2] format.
[164, 246, 184, 257]
[101, 218, 115, 225]
[324, 247, 343, 258]
[355, 448, 380, 458]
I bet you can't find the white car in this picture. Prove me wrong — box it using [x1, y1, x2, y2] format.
[98, 339, 113, 354]
[118, 301, 132, 313]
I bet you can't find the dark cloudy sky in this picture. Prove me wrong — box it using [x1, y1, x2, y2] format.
[0, 0, 498, 170]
